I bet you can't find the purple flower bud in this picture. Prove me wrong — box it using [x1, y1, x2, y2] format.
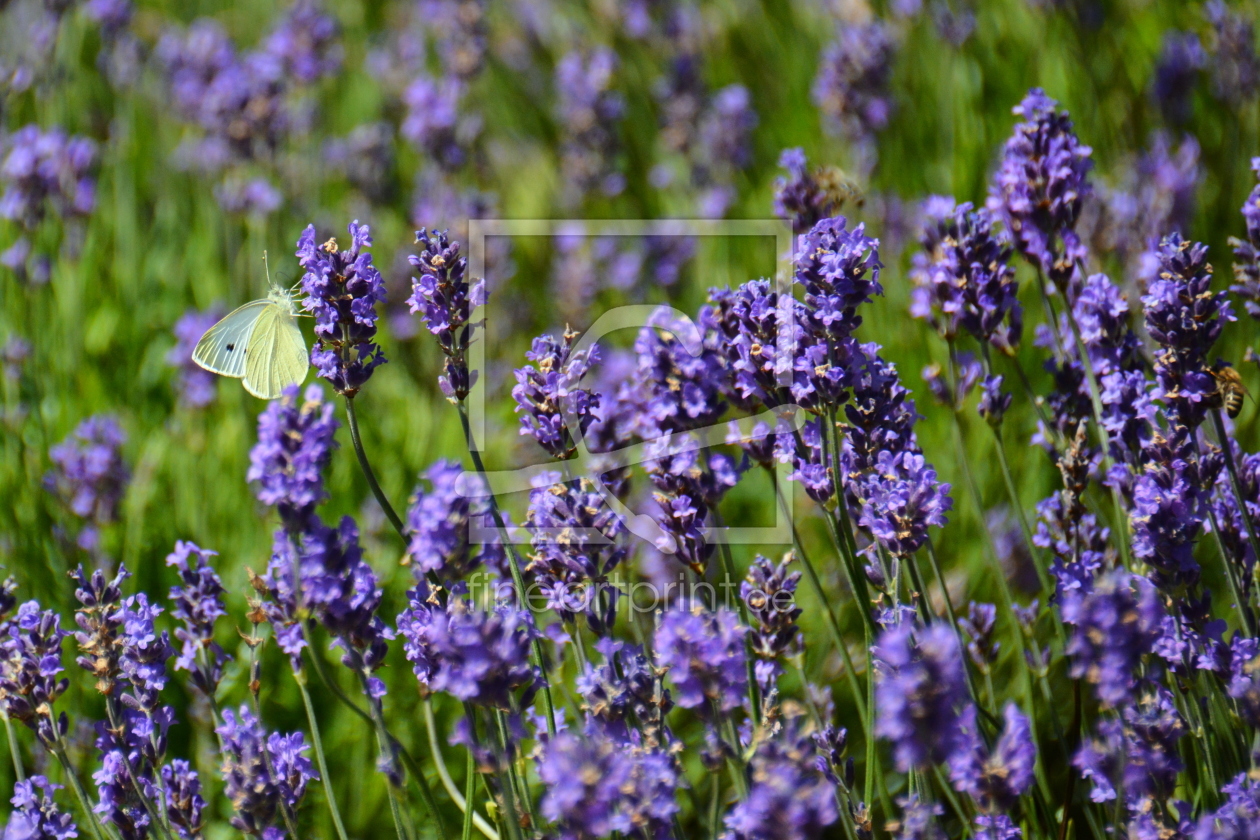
[1204, 1, 1260, 106]
[161, 759, 206, 840]
[166, 541, 226, 697]
[555, 48, 626, 203]
[513, 330, 601, 459]
[408, 228, 483, 401]
[741, 554, 802, 690]
[0, 602, 70, 748]
[725, 725, 839, 840]
[405, 459, 501, 582]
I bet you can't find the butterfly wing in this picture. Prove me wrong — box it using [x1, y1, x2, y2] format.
[192, 300, 269, 378]
[242, 304, 310, 399]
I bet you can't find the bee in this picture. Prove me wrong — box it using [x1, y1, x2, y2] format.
[1210, 362, 1249, 419]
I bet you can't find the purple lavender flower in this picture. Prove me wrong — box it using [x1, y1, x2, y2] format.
[555, 47, 626, 202]
[70, 564, 127, 696]
[812, 20, 894, 143]
[247, 384, 338, 525]
[401, 75, 473, 170]
[397, 589, 539, 708]
[873, 622, 969, 771]
[947, 703, 1036, 810]
[858, 450, 952, 557]
[408, 228, 484, 401]
[1130, 433, 1206, 591]
[0, 125, 97, 231]
[537, 732, 679, 840]
[842, 343, 921, 479]
[1229, 158, 1260, 320]
[165, 541, 226, 697]
[91, 747, 153, 840]
[1153, 32, 1205, 126]
[724, 724, 839, 840]
[772, 148, 849, 236]
[405, 459, 501, 581]
[709, 279, 810, 412]
[1096, 132, 1200, 284]
[1223, 635, 1260, 727]
[1143, 233, 1233, 431]
[1195, 772, 1260, 838]
[795, 216, 883, 345]
[1212, 452, 1260, 601]
[418, 0, 488, 79]
[1059, 570, 1162, 706]
[973, 815, 1022, 840]
[513, 330, 601, 459]
[921, 355, 981, 411]
[217, 705, 318, 837]
[890, 795, 944, 840]
[324, 122, 396, 204]
[987, 89, 1092, 287]
[212, 178, 282, 216]
[527, 475, 627, 635]
[297, 221, 388, 396]
[4, 775, 77, 840]
[910, 198, 1021, 352]
[45, 416, 128, 554]
[633, 306, 727, 438]
[977, 375, 1012, 426]
[0, 602, 69, 748]
[577, 639, 672, 743]
[161, 760, 205, 840]
[654, 604, 748, 714]
[1205, 1, 1260, 106]
[168, 306, 224, 408]
[740, 554, 802, 691]
[264, 0, 342, 84]
[693, 84, 758, 217]
[1074, 686, 1184, 807]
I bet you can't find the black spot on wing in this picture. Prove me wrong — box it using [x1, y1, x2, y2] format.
[226, 343, 236, 351]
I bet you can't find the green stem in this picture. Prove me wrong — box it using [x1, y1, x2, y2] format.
[712, 519, 761, 725]
[344, 395, 407, 538]
[463, 742, 477, 840]
[51, 742, 115, 840]
[990, 425, 1054, 597]
[294, 669, 352, 840]
[1213, 409, 1260, 629]
[775, 479, 867, 722]
[2, 711, 24, 782]
[456, 402, 558, 736]
[424, 700, 500, 840]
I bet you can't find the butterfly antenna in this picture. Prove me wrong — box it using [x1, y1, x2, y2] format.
[263, 251, 275, 291]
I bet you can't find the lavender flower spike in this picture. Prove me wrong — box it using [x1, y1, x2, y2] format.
[5, 775, 77, 840]
[512, 328, 602, 460]
[0, 602, 70, 748]
[297, 221, 388, 396]
[218, 705, 318, 837]
[873, 621, 969, 771]
[247, 383, 338, 526]
[654, 603, 748, 714]
[166, 540, 227, 697]
[408, 228, 484, 401]
[44, 415, 129, 554]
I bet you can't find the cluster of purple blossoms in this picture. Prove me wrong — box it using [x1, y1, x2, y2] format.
[212, 177, 283, 217]
[1204, 0, 1260, 106]
[1229, 158, 1260, 319]
[577, 638, 672, 744]
[633, 306, 728, 438]
[857, 450, 952, 558]
[397, 589, 538, 708]
[217, 705, 318, 838]
[0, 125, 97, 273]
[740, 554, 802, 691]
[873, 622, 970, 771]
[812, 20, 894, 145]
[946, 703, 1037, 811]
[297, 221, 388, 397]
[1074, 686, 1185, 808]
[513, 330, 602, 460]
[247, 384, 338, 525]
[1059, 570, 1163, 706]
[1143, 233, 1234, 431]
[1195, 773, 1260, 838]
[690, 84, 758, 217]
[1036, 428, 1115, 595]
[324, 122, 396, 205]
[166, 541, 226, 697]
[910, 197, 1021, 353]
[4, 775, 77, 840]
[1093, 132, 1200, 286]
[167, 306, 225, 409]
[709, 278, 808, 412]
[1212, 450, 1260, 601]
[405, 459, 500, 582]
[526, 475, 628, 636]
[841, 344, 921, 480]
[550, 231, 693, 326]
[536, 732, 679, 840]
[653, 604, 748, 714]
[44, 415, 129, 554]
[408, 228, 484, 401]
[555, 47, 626, 202]
[724, 726, 839, 840]
[0, 602, 70, 748]
[264, 0, 342, 84]
[418, 0, 488, 80]
[772, 148, 851, 236]
[1153, 31, 1205, 127]
[1129, 433, 1210, 592]
[987, 89, 1092, 287]
[401, 75, 474, 170]
[162, 759, 207, 839]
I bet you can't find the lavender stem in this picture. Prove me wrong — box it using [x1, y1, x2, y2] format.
[344, 395, 407, 539]
[2, 710, 23, 782]
[293, 668, 351, 840]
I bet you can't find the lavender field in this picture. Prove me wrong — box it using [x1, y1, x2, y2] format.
[3, 0, 1260, 838]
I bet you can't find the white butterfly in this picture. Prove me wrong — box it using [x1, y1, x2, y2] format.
[192, 280, 309, 400]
